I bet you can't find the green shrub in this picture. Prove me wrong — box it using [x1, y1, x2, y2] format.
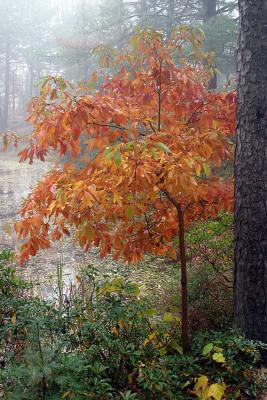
[186, 213, 233, 331]
[0, 250, 266, 399]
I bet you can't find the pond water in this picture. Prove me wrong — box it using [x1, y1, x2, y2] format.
[0, 150, 89, 294]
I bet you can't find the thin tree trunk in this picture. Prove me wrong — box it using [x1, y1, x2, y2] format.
[140, 0, 148, 28]
[12, 71, 16, 120]
[3, 35, 10, 131]
[29, 64, 34, 99]
[167, 0, 175, 38]
[165, 191, 189, 351]
[203, 0, 216, 21]
[234, 0, 267, 355]
[203, 0, 217, 90]
[177, 204, 189, 352]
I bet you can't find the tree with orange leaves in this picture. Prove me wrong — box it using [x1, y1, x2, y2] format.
[14, 28, 236, 351]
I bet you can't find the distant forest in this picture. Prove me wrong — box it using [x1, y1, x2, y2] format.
[0, 0, 237, 132]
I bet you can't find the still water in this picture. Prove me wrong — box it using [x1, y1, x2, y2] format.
[0, 151, 86, 292]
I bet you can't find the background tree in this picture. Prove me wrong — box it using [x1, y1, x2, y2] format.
[0, 0, 237, 133]
[234, 0, 267, 353]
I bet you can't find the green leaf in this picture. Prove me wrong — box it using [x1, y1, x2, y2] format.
[170, 340, 183, 354]
[150, 148, 159, 160]
[88, 81, 95, 91]
[40, 75, 52, 88]
[155, 142, 172, 154]
[203, 163, 211, 176]
[143, 308, 156, 316]
[202, 343, 214, 356]
[196, 27, 205, 39]
[159, 347, 167, 356]
[104, 147, 113, 160]
[114, 150, 122, 166]
[124, 142, 135, 151]
[127, 207, 134, 218]
[125, 282, 140, 297]
[163, 312, 174, 322]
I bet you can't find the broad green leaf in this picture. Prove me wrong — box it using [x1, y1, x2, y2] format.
[202, 343, 214, 356]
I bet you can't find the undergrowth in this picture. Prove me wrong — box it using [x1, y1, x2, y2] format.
[0, 248, 266, 399]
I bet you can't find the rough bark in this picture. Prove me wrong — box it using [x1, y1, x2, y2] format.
[234, 0, 267, 348]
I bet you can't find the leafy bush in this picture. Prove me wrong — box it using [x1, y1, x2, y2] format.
[186, 213, 233, 331]
[0, 250, 266, 399]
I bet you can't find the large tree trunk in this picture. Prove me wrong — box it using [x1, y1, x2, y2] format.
[234, 0, 267, 350]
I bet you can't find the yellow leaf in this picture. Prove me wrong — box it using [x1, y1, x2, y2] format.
[208, 383, 226, 400]
[213, 352, 226, 363]
[203, 162, 211, 176]
[111, 326, 120, 336]
[182, 380, 190, 389]
[163, 312, 174, 322]
[62, 391, 71, 399]
[194, 375, 209, 392]
[143, 332, 157, 346]
[4, 223, 11, 236]
[196, 163, 201, 177]
[113, 192, 123, 207]
[11, 313, 16, 325]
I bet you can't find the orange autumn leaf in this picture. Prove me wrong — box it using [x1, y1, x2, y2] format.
[13, 28, 236, 265]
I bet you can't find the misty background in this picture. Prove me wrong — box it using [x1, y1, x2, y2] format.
[0, 0, 237, 134]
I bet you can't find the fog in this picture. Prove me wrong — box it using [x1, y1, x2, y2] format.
[0, 0, 237, 133]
